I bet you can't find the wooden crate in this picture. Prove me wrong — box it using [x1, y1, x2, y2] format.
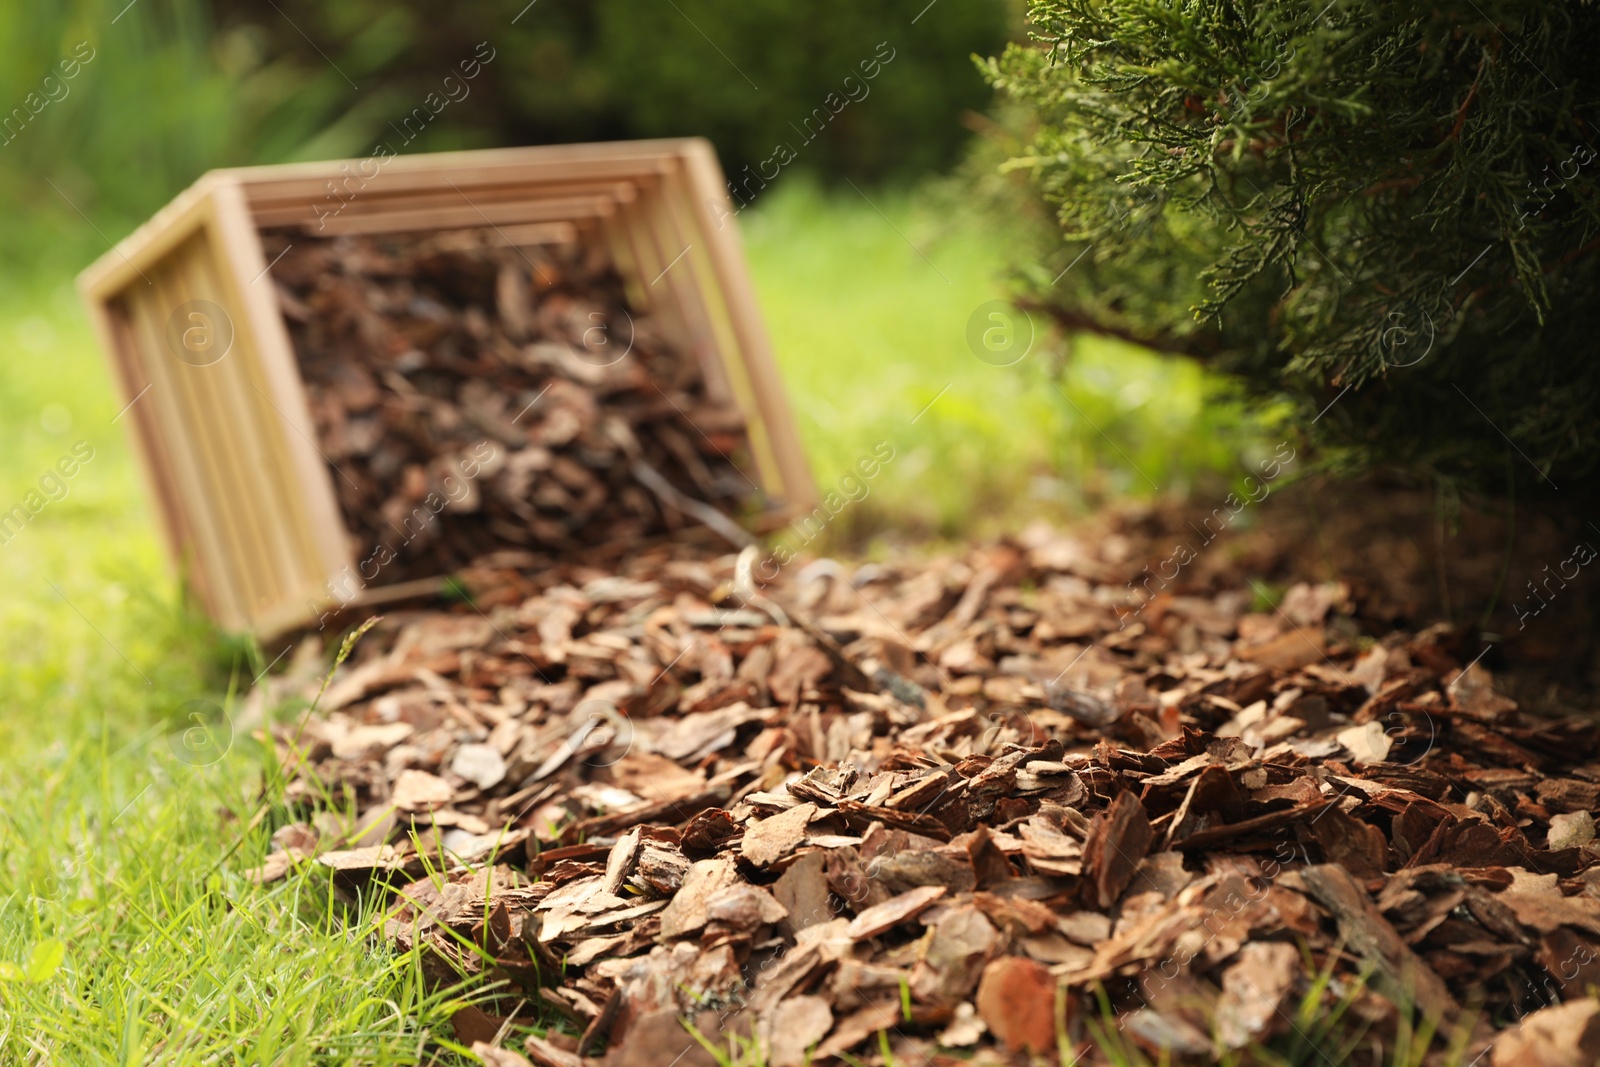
[78, 138, 813, 636]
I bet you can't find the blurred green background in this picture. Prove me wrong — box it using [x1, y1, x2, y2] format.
[0, 3, 1272, 1059]
[5, 0, 1010, 273]
[2, 0, 1273, 540]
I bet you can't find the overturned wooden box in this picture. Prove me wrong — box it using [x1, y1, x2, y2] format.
[78, 139, 813, 637]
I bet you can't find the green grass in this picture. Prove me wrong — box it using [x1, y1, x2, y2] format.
[0, 0, 382, 278]
[0, 185, 1271, 1062]
[743, 179, 1273, 547]
[0, 287, 490, 1062]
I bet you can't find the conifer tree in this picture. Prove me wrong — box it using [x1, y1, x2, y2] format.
[984, 1, 1600, 495]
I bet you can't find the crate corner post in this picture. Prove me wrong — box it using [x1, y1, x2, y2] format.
[76, 171, 352, 636]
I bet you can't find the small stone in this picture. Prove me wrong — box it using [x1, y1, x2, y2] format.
[1550, 811, 1596, 851]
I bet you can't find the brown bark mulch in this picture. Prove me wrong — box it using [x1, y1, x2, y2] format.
[266, 228, 759, 586]
[247, 520, 1600, 1066]
[246, 220, 1600, 1066]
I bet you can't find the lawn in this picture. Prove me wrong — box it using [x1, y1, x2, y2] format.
[741, 180, 1265, 546]
[0, 285, 473, 1061]
[0, 183, 1262, 1062]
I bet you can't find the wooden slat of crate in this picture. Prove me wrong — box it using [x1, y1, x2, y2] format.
[651, 167, 779, 489]
[678, 142, 810, 510]
[160, 245, 264, 608]
[231, 154, 673, 242]
[625, 171, 783, 503]
[195, 234, 308, 613]
[185, 215, 334, 623]
[246, 180, 640, 230]
[119, 240, 251, 625]
[254, 195, 627, 237]
[638, 170, 724, 393]
[227, 139, 684, 194]
[610, 182, 711, 399]
[603, 208, 650, 315]
[81, 179, 351, 631]
[211, 179, 349, 619]
[209, 178, 350, 591]
[98, 298, 200, 598]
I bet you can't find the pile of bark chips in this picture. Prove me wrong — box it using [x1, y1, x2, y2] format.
[246, 511, 1600, 1067]
[266, 228, 760, 588]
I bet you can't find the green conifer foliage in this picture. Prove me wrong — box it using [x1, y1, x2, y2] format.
[984, 1, 1600, 494]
